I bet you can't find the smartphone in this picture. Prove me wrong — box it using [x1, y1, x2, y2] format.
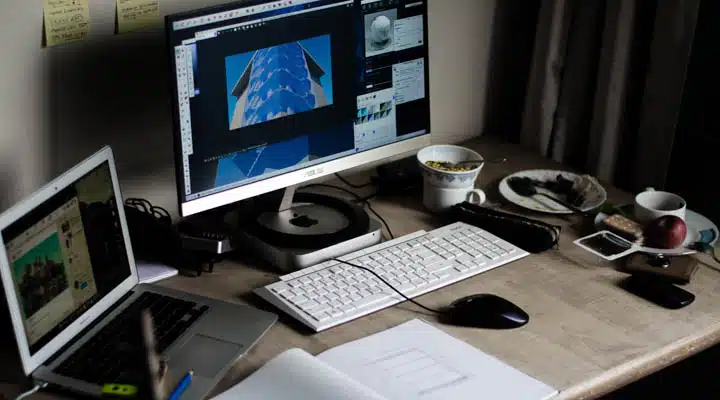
[620, 275, 695, 309]
[574, 231, 637, 260]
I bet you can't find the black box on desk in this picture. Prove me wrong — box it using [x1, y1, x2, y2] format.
[375, 156, 422, 197]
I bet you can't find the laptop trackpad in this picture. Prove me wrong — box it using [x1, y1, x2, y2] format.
[168, 334, 241, 378]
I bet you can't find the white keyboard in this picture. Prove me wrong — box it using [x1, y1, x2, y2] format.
[254, 222, 529, 332]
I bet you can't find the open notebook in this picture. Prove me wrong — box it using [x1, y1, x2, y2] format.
[212, 319, 558, 400]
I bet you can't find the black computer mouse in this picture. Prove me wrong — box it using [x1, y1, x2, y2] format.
[446, 294, 529, 329]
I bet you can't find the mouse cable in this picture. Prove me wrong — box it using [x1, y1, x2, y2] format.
[332, 258, 445, 315]
[15, 382, 48, 400]
[335, 173, 374, 189]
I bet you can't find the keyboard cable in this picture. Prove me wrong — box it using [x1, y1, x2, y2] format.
[302, 184, 395, 239]
[332, 258, 445, 315]
[14, 382, 48, 400]
[334, 173, 374, 189]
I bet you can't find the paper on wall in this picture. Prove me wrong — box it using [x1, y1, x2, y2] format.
[43, 0, 91, 47]
[116, 0, 161, 34]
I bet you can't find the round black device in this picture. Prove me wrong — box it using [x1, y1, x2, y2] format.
[239, 192, 370, 250]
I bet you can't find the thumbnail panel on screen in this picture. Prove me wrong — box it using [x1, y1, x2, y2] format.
[12, 233, 68, 319]
[225, 34, 334, 130]
[365, 9, 397, 57]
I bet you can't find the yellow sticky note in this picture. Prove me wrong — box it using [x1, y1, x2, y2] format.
[117, 0, 161, 34]
[43, 0, 91, 47]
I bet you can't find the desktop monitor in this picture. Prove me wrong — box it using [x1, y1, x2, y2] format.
[166, 0, 431, 218]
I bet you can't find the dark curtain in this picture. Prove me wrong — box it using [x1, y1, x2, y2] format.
[516, 0, 701, 192]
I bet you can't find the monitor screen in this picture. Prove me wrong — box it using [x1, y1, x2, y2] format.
[167, 0, 430, 215]
[1, 162, 132, 354]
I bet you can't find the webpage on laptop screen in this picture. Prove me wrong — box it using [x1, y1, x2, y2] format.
[2, 162, 132, 354]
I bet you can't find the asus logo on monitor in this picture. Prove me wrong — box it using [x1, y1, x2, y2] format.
[305, 167, 324, 178]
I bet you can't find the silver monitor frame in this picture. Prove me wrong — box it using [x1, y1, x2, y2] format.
[181, 135, 430, 216]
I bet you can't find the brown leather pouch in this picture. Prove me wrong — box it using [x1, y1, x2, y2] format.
[622, 254, 699, 285]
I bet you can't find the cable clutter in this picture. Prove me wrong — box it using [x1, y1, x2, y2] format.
[124, 198, 220, 276]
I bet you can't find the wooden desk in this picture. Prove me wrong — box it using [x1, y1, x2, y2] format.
[4, 136, 720, 400]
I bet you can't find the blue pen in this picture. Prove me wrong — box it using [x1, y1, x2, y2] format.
[168, 370, 193, 400]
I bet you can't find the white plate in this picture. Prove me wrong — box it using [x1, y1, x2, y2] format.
[499, 170, 607, 214]
[593, 208, 718, 256]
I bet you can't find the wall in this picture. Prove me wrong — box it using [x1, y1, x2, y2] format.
[0, 0, 496, 219]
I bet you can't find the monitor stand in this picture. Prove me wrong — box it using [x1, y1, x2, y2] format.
[234, 185, 383, 272]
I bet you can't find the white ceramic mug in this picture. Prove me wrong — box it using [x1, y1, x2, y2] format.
[634, 188, 687, 223]
[423, 185, 486, 212]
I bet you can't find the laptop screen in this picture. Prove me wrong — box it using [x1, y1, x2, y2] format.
[2, 161, 131, 355]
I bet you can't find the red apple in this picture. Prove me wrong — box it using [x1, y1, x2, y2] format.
[644, 215, 688, 249]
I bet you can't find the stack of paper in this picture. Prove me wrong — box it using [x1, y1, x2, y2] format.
[213, 319, 558, 400]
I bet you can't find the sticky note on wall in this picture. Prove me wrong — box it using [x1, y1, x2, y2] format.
[43, 0, 91, 47]
[117, 0, 161, 34]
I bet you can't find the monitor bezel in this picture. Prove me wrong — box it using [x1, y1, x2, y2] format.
[166, 0, 432, 217]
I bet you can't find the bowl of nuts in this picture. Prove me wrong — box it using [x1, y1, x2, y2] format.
[417, 145, 484, 189]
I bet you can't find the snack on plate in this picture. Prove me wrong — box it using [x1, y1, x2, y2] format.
[529, 173, 605, 210]
[601, 214, 644, 244]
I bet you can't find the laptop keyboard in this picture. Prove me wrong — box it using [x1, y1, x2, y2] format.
[56, 292, 209, 385]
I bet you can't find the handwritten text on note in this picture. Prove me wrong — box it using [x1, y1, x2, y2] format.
[43, 0, 91, 47]
[117, 0, 161, 34]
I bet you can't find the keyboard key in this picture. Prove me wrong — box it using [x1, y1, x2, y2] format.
[424, 261, 451, 273]
[358, 256, 373, 264]
[435, 271, 451, 279]
[355, 293, 389, 309]
[455, 265, 469, 272]
[386, 255, 401, 263]
[414, 279, 428, 287]
[305, 304, 331, 315]
[310, 312, 331, 322]
[271, 286, 287, 294]
[290, 295, 310, 306]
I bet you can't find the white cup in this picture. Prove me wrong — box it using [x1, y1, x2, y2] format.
[423, 185, 486, 212]
[634, 188, 687, 224]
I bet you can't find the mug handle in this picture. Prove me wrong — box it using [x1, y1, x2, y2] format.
[466, 189, 486, 205]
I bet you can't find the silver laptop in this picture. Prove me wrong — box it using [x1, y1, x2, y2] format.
[0, 146, 277, 399]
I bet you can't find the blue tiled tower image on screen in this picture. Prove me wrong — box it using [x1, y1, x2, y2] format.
[229, 39, 331, 130]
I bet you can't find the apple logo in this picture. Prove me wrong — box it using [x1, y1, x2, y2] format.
[290, 214, 319, 228]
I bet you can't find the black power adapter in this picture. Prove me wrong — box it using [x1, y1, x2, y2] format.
[373, 156, 423, 197]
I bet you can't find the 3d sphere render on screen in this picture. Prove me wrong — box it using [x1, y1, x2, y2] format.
[370, 15, 392, 45]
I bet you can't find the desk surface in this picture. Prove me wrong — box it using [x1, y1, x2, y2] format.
[4, 136, 720, 400]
